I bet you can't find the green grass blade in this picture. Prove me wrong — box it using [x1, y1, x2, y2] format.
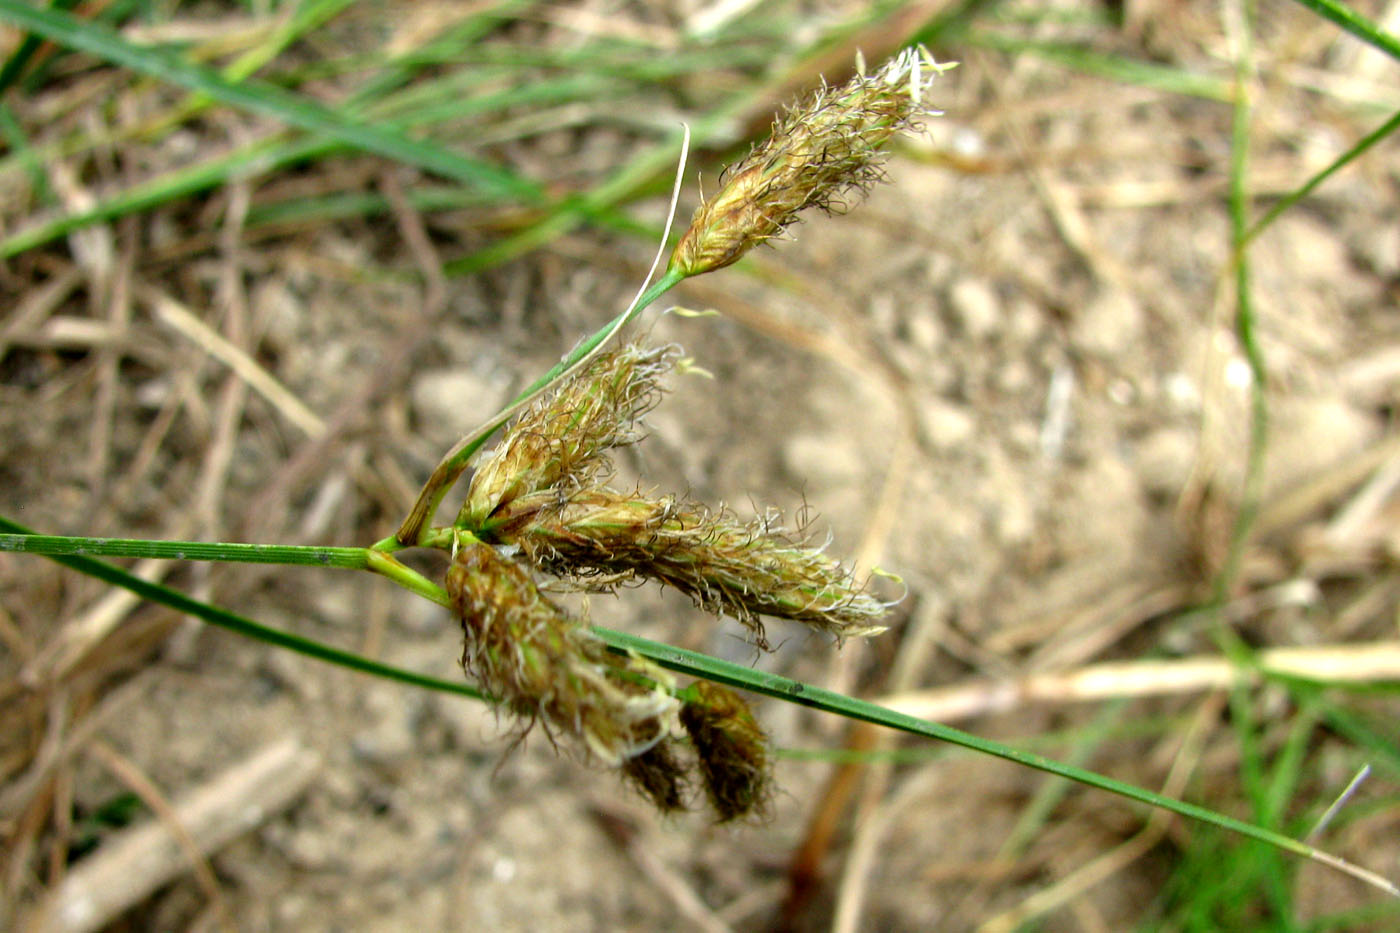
[1245, 108, 1400, 244]
[0, 133, 324, 259]
[0, 518, 481, 699]
[0, 0, 81, 95]
[0, 532, 372, 569]
[600, 627, 1389, 892]
[224, 0, 357, 83]
[0, 74, 648, 259]
[0, 0, 547, 204]
[341, 0, 539, 106]
[1290, 0, 1400, 62]
[4, 519, 1397, 895]
[1217, 0, 1268, 609]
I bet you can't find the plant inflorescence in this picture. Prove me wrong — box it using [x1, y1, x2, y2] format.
[428, 47, 951, 819]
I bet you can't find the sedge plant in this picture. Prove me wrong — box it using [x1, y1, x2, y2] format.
[2, 30, 1399, 896]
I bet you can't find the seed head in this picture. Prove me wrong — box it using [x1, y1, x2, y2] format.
[490, 488, 889, 648]
[669, 47, 950, 278]
[680, 682, 772, 822]
[620, 739, 690, 814]
[461, 343, 680, 528]
[447, 538, 681, 765]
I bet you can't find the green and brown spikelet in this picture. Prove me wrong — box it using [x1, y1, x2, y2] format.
[446, 537, 680, 765]
[669, 46, 951, 279]
[460, 342, 680, 528]
[680, 682, 772, 822]
[488, 488, 889, 648]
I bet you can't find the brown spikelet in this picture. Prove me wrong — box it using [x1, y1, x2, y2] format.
[669, 47, 951, 278]
[680, 682, 772, 822]
[446, 537, 680, 765]
[620, 739, 690, 814]
[488, 489, 889, 648]
[460, 342, 680, 528]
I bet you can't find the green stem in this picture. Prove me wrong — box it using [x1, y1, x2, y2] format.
[0, 518, 479, 699]
[0, 530, 454, 609]
[1288, 0, 1400, 62]
[0, 533, 371, 569]
[1214, 0, 1266, 631]
[1243, 108, 1400, 246]
[364, 549, 451, 607]
[394, 267, 684, 546]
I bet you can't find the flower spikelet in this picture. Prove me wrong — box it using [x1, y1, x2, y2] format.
[680, 683, 772, 822]
[669, 46, 949, 278]
[461, 342, 681, 528]
[620, 739, 690, 814]
[446, 538, 681, 765]
[491, 489, 888, 648]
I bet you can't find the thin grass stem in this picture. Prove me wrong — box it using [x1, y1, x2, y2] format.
[0, 517, 480, 700]
[0, 534, 371, 569]
[1244, 108, 1400, 245]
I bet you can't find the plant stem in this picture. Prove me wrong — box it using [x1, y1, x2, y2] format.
[1243, 108, 1400, 246]
[0, 518, 480, 699]
[364, 550, 451, 607]
[0, 534, 371, 569]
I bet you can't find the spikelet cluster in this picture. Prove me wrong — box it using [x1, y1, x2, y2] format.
[680, 682, 772, 822]
[446, 537, 680, 765]
[669, 46, 950, 278]
[440, 51, 941, 816]
[489, 489, 887, 649]
[460, 343, 679, 528]
[618, 683, 772, 822]
[448, 340, 886, 816]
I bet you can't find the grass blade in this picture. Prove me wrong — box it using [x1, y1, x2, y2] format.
[0, 518, 480, 699]
[1290, 0, 1400, 62]
[6, 522, 1394, 897]
[1245, 108, 1400, 244]
[0, 0, 547, 204]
